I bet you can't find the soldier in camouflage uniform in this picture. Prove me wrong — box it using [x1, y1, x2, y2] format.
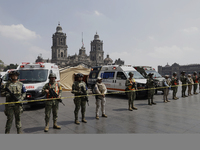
[192, 71, 198, 94]
[198, 72, 200, 92]
[71, 73, 88, 125]
[42, 73, 62, 132]
[1, 71, 26, 134]
[171, 72, 179, 100]
[146, 73, 156, 105]
[180, 71, 188, 98]
[125, 72, 138, 111]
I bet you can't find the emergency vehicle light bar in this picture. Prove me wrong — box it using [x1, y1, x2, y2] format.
[22, 62, 30, 65]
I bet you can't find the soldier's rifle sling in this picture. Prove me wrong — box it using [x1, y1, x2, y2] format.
[49, 88, 65, 106]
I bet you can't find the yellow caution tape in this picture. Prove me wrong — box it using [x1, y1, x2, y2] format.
[0, 83, 199, 105]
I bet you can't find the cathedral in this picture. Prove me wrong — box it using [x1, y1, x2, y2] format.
[36, 24, 124, 68]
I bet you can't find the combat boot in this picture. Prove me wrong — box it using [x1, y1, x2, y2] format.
[163, 100, 167, 103]
[148, 99, 152, 105]
[102, 114, 108, 117]
[128, 103, 133, 111]
[53, 120, 61, 129]
[75, 120, 80, 125]
[151, 99, 156, 105]
[82, 118, 87, 123]
[17, 128, 22, 134]
[96, 115, 99, 120]
[5, 129, 10, 134]
[132, 104, 138, 110]
[44, 122, 49, 132]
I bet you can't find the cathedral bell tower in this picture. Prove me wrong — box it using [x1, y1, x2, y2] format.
[90, 32, 104, 66]
[51, 23, 68, 65]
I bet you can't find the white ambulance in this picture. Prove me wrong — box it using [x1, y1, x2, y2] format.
[89, 65, 148, 98]
[16, 62, 60, 107]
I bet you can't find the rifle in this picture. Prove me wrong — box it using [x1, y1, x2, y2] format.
[80, 86, 89, 106]
[49, 88, 65, 106]
[5, 87, 23, 106]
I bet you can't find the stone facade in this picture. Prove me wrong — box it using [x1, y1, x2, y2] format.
[35, 24, 125, 68]
[158, 63, 200, 78]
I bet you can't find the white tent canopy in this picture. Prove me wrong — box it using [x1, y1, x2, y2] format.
[60, 65, 91, 91]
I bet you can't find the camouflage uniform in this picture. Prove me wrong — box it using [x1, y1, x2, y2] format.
[171, 74, 179, 100]
[180, 72, 188, 97]
[192, 73, 198, 94]
[42, 81, 62, 131]
[71, 80, 88, 124]
[198, 72, 200, 92]
[146, 73, 156, 105]
[1, 80, 26, 134]
[125, 76, 138, 110]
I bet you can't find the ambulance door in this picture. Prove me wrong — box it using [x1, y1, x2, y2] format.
[100, 71, 116, 91]
[114, 71, 127, 91]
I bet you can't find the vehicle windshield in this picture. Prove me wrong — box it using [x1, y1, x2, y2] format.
[145, 70, 162, 78]
[2, 73, 9, 81]
[125, 71, 144, 79]
[18, 69, 48, 83]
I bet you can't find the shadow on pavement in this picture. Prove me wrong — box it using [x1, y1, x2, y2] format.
[23, 105, 45, 111]
[23, 126, 44, 133]
[58, 120, 75, 126]
[112, 108, 128, 111]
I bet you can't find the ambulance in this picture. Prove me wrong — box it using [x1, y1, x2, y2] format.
[16, 62, 60, 107]
[88, 65, 147, 98]
[133, 66, 165, 94]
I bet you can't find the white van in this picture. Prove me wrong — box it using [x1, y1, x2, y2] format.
[89, 65, 148, 98]
[16, 62, 60, 107]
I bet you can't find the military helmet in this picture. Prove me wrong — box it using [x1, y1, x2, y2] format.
[173, 72, 177, 75]
[9, 70, 20, 77]
[181, 71, 186, 74]
[48, 73, 57, 79]
[128, 72, 134, 76]
[194, 71, 197, 74]
[148, 73, 154, 76]
[76, 73, 84, 78]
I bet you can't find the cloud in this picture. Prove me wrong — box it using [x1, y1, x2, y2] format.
[94, 10, 102, 16]
[148, 45, 195, 59]
[182, 27, 199, 33]
[0, 24, 40, 40]
[148, 36, 155, 40]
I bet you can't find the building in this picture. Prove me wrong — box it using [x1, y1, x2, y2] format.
[158, 63, 200, 78]
[36, 24, 125, 68]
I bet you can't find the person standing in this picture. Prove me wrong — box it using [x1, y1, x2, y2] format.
[180, 71, 188, 98]
[187, 74, 194, 96]
[192, 71, 198, 94]
[1, 71, 26, 134]
[171, 72, 179, 100]
[125, 72, 138, 110]
[71, 73, 88, 125]
[42, 73, 62, 132]
[198, 72, 200, 92]
[146, 73, 156, 105]
[163, 75, 171, 102]
[94, 77, 107, 119]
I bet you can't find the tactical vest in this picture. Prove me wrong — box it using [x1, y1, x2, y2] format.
[46, 83, 59, 98]
[128, 78, 136, 90]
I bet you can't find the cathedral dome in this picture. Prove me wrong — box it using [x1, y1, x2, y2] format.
[104, 55, 113, 64]
[94, 32, 100, 40]
[56, 23, 62, 33]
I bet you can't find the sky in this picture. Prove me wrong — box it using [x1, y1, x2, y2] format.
[0, 0, 200, 71]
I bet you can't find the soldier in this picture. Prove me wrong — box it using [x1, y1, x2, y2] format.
[125, 72, 138, 111]
[42, 73, 62, 132]
[198, 72, 200, 92]
[146, 73, 156, 105]
[1, 70, 26, 134]
[180, 71, 188, 98]
[94, 77, 107, 119]
[71, 73, 88, 125]
[192, 71, 198, 94]
[187, 74, 194, 96]
[163, 75, 171, 102]
[171, 72, 179, 100]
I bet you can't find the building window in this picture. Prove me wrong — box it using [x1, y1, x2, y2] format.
[61, 52, 63, 57]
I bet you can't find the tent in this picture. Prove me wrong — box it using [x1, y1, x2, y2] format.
[60, 65, 91, 91]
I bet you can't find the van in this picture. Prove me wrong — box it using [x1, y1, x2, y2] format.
[16, 62, 60, 107]
[133, 66, 165, 94]
[88, 65, 147, 98]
